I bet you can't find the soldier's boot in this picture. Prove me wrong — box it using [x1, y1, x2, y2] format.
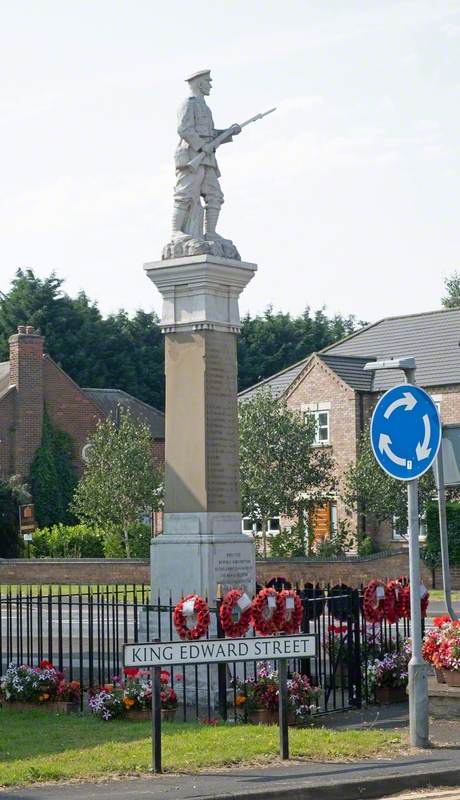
[171, 206, 191, 240]
[205, 207, 225, 240]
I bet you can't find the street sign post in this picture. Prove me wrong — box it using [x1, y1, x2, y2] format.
[370, 384, 441, 481]
[124, 632, 316, 772]
[368, 374, 441, 750]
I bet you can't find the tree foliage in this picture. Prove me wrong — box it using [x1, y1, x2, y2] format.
[424, 501, 460, 567]
[0, 480, 21, 557]
[239, 390, 336, 557]
[72, 408, 162, 557]
[30, 409, 78, 528]
[238, 306, 363, 391]
[341, 426, 435, 542]
[442, 272, 460, 309]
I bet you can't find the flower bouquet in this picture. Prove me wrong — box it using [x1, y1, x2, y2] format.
[88, 682, 124, 721]
[422, 616, 450, 683]
[234, 662, 320, 725]
[88, 669, 180, 721]
[424, 617, 460, 686]
[366, 644, 409, 704]
[0, 661, 80, 712]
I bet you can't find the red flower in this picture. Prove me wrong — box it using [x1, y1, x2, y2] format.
[124, 667, 140, 678]
[434, 616, 451, 628]
[39, 659, 54, 670]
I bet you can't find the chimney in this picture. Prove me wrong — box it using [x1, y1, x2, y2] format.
[9, 326, 45, 476]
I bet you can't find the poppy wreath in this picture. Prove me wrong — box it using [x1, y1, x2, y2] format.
[219, 589, 252, 638]
[279, 589, 303, 634]
[401, 584, 430, 619]
[384, 580, 404, 624]
[362, 579, 386, 624]
[251, 587, 284, 636]
[173, 594, 210, 641]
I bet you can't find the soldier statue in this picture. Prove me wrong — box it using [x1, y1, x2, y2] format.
[162, 69, 240, 259]
[162, 70, 274, 261]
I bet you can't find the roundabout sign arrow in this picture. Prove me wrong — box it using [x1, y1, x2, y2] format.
[370, 384, 441, 481]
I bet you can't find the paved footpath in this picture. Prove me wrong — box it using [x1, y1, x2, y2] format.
[2, 719, 460, 800]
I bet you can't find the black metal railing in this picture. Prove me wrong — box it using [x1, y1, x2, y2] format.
[0, 583, 414, 719]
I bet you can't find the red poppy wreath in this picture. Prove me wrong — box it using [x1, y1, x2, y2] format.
[279, 589, 303, 634]
[362, 579, 386, 624]
[173, 594, 210, 641]
[401, 583, 430, 619]
[251, 587, 284, 636]
[384, 579, 404, 624]
[219, 589, 252, 638]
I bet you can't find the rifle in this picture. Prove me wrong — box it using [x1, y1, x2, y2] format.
[186, 107, 276, 172]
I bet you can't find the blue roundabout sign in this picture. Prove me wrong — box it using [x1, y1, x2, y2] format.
[370, 384, 441, 481]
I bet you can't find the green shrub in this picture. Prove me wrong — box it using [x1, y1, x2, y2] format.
[425, 500, 460, 567]
[358, 535, 375, 556]
[32, 524, 104, 558]
[269, 526, 306, 558]
[102, 523, 151, 559]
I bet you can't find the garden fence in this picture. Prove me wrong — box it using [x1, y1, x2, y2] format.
[0, 583, 414, 720]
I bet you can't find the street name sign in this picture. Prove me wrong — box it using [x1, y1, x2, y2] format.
[124, 634, 316, 668]
[370, 384, 441, 481]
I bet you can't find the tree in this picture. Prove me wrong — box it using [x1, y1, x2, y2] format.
[442, 272, 460, 309]
[341, 426, 435, 545]
[0, 480, 21, 557]
[30, 409, 78, 528]
[72, 408, 163, 557]
[239, 390, 336, 557]
[238, 306, 363, 391]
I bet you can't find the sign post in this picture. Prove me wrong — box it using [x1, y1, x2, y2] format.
[151, 658, 162, 774]
[368, 364, 441, 749]
[124, 633, 316, 771]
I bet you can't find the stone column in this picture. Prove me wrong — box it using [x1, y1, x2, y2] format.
[145, 254, 257, 602]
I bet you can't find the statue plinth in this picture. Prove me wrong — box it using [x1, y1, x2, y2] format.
[145, 255, 257, 600]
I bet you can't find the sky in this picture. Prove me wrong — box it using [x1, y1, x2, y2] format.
[1, 0, 460, 324]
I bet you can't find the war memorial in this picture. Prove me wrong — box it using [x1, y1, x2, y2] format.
[145, 69, 274, 603]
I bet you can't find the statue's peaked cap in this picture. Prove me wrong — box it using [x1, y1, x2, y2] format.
[185, 69, 211, 82]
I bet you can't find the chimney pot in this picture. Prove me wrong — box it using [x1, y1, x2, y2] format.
[25, 326, 34, 334]
[17, 325, 26, 334]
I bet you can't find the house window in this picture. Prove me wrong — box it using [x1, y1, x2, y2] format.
[306, 409, 330, 444]
[392, 514, 426, 542]
[242, 517, 280, 536]
[301, 402, 331, 444]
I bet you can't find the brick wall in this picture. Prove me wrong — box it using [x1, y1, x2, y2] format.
[9, 328, 44, 476]
[257, 550, 433, 588]
[43, 357, 103, 475]
[0, 388, 15, 478]
[0, 559, 150, 585]
[0, 551, 435, 588]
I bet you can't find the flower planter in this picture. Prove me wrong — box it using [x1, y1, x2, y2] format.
[1, 700, 78, 713]
[248, 708, 297, 726]
[125, 708, 177, 721]
[161, 708, 177, 722]
[375, 685, 407, 705]
[435, 668, 446, 684]
[443, 670, 460, 688]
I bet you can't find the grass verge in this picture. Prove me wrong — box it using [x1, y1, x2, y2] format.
[0, 708, 403, 787]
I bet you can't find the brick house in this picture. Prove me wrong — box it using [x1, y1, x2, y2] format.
[0, 326, 165, 505]
[239, 308, 460, 550]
